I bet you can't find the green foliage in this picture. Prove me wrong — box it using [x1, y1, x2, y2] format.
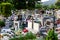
[42, 5, 56, 10]
[10, 32, 36, 40]
[0, 20, 5, 27]
[10, 37, 26, 40]
[0, 0, 41, 10]
[42, 5, 49, 10]
[55, 0, 60, 9]
[12, 0, 39, 10]
[6, 0, 13, 3]
[35, 2, 42, 9]
[28, 0, 35, 10]
[49, 5, 56, 9]
[12, 0, 27, 10]
[25, 32, 36, 39]
[9, 38, 17, 40]
[0, 2, 12, 17]
[45, 29, 58, 40]
[0, 20, 5, 33]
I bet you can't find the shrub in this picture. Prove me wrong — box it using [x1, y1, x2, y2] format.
[25, 32, 36, 39]
[9, 38, 17, 40]
[45, 29, 58, 40]
[0, 2, 12, 17]
[0, 20, 5, 27]
[0, 20, 5, 32]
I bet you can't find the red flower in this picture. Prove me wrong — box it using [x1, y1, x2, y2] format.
[23, 28, 28, 33]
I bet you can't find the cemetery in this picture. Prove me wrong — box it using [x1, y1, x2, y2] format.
[0, 0, 60, 40]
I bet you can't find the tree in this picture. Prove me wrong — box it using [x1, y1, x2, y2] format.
[12, 0, 40, 10]
[10, 32, 36, 40]
[0, 20, 5, 33]
[0, 2, 12, 17]
[55, 0, 60, 9]
[45, 29, 58, 40]
[42, 5, 49, 10]
[27, 0, 41, 9]
[27, 0, 35, 10]
[35, 2, 42, 9]
[12, 0, 27, 10]
[49, 5, 56, 10]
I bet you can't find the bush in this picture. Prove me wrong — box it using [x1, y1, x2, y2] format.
[45, 29, 58, 40]
[0, 20, 5, 27]
[0, 20, 5, 34]
[25, 32, 36, 39]
[0, 2, 12, 17]
[9, 38, 17, 40]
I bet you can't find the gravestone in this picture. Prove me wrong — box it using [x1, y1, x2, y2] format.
[14, 21, 20, 31]
[5, 19, 10, 28]
[28, 21, 39, 33]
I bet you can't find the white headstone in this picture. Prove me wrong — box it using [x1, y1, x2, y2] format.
[14, 21, 20, 31]
[28, 21, 39, 33]
[34, 22, 39, 32]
